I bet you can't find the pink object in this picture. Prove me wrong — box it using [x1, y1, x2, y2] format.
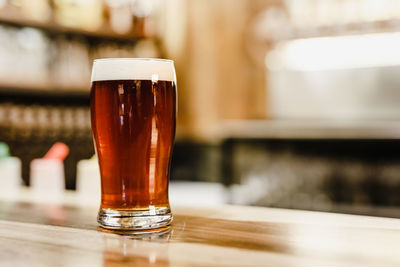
[43, 142, 69, 161]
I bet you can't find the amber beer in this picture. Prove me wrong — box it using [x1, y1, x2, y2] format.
[90, 58, 176, 230]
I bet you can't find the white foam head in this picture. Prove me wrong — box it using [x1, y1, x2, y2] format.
[91, 58, 176, 82]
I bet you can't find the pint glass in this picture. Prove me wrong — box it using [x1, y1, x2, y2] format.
[90, 58, 176, 230]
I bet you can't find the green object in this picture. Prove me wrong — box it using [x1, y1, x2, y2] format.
[0, 142, 10, 158]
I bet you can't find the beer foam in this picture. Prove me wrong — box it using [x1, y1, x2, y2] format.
[91, 58, 176, 82]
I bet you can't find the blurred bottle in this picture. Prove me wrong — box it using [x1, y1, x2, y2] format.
[30, 142, 69, 201]
[105, 0, 133, 34]
[76, 155, 100, 205]
[53, 0, 103, 31]
[20, 0, 52, 22]
[0, 142, 22, 198]
[0, 26, 49, 86]
[15, 27, 49, 85]
[131, 0, 154, 36]
[51, 37, 91, 90]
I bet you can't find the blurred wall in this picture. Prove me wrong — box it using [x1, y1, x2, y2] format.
[162, 0, 270, 140]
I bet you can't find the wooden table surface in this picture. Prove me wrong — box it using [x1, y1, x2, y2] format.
[0, 198, 400, 267]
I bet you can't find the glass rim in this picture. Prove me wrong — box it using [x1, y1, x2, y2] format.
[93, 58, 174, 63]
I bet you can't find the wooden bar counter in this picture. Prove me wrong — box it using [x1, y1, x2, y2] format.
[0, 194, 399, 266]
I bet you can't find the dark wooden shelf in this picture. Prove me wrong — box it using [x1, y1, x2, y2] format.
[0, 83, 90, 105]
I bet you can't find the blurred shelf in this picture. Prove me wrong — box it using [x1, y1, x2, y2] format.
[220, 120, 400, 140]
[0, 82, 89, 104]
[0, 7, 147, 41]
[275, 19, 400, 41]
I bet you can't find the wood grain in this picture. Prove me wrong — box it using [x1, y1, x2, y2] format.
[0, 200, 399, 266]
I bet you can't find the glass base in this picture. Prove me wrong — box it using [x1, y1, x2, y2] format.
[97, 206, 172, 230]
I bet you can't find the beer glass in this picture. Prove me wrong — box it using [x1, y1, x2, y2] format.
[90, 58, 176, 230]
